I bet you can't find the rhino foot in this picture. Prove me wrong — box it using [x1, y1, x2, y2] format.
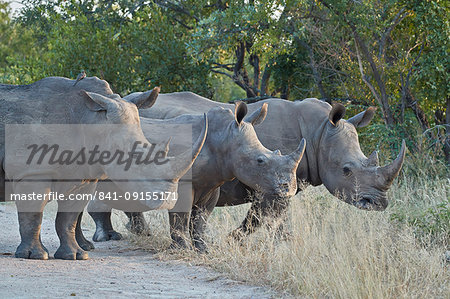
[93, 228, 123, 242]
[54, 246, 88, 260]
[169, 235, 192, 250]
[77, 237, 95, 251]
[75, 213, 95, 251]
[108, 230, 123, 240]
[15, 242, 49, 260]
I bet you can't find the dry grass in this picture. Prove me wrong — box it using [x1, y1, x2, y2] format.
[128, 177, 448, 298]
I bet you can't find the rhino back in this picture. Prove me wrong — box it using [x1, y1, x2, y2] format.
[0, 77, 110, 147]
[144, 94, 316, 156]
[0, 76, 115, 193]
[0, 76, 114, 126]
[140, 92, 230, 118]
[140, 114, 204, 157]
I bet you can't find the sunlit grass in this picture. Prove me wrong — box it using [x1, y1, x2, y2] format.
[130, 175, 449, 298]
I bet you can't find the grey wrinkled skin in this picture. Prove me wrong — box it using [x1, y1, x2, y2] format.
[122, 92, 406, 238]
[87, 102, 305, 250]
[0, 77, 205, 260]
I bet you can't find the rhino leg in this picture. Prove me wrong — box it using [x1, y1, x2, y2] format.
[89, 211, 123, 242]
[190, 188, 219, 252]
[14, 179, 51, 260]
[87, 200, 122, 242]
[124, 212, 149, 235]
[75, 212, 95, 251]
[54, 211, 89, 260]
[168, 212, 192, 249]
[231, 195, 291, 240]
[15, 212, 49, 260]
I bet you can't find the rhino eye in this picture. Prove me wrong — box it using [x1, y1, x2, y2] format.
[257, 157, 265, 164]
[343, 167, 352, 177]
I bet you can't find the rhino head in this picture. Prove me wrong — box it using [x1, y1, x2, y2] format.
[79, 87, 206, 208]
[209, 102, 306, 200]
[317, 103, 406, 211]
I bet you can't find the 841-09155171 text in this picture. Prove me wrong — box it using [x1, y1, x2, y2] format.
[9, 191, 178, 201]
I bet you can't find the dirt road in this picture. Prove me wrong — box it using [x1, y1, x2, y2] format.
[0, 203, 274, 298]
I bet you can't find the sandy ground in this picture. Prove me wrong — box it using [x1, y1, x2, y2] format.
[0, 203, 275, 298]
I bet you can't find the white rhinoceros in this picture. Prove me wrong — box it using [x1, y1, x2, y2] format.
[86, 101, 306, 250]
[0, 77, 206, 260]
[89, 91, 405, 241]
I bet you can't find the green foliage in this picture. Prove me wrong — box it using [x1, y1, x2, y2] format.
[359, 112, 419, 157]
[210, 74, 246, 102]
[0, 1, 12, 66]
[391, 197, 449, 247]
[2, 0, 212, 95]
[190, 1, 283, 55]
[271, 49, 315, 99]
[127, 5, 212, 96]
[0, 0, 448, 164]
[0, 1, 38, 81]
[403, 0, 449, 108]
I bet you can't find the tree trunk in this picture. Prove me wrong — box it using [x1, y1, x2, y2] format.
[353, 31, 395, 127]
[295, 38, 330, 102]
[260, 65, 271, 96]
[249, 53, 260, 95]
[406, 89, 430, 132]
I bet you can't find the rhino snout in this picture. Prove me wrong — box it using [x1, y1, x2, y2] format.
[269, 181, 296, 198]
[353, 193, 388, 211]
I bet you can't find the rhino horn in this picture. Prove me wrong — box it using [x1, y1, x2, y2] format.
[367, 150, 379, 167]
[288, 138, 306, 166]
[128, 87, 160, 109]
[169, 113, 208, 179]
[380, 140, 406, 184]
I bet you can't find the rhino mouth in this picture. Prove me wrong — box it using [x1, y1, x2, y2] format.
[353, 197, 387, 211]
[260, 185, 297, 200]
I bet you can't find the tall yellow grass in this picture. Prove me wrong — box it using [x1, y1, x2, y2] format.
[129, 177, 449, 298]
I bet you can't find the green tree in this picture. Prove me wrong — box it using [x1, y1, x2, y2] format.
[8, 0, 212, 95]
[2, 0, 448, 160]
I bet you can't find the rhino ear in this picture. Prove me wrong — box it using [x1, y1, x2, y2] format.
[329, 103, 346, 126]
[80, 90, 113, 111]
[128, 87, 160, 109]
[245, 103, 268, 126]
[234, 101, 248, 125]
[347, 106, 377, 128]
